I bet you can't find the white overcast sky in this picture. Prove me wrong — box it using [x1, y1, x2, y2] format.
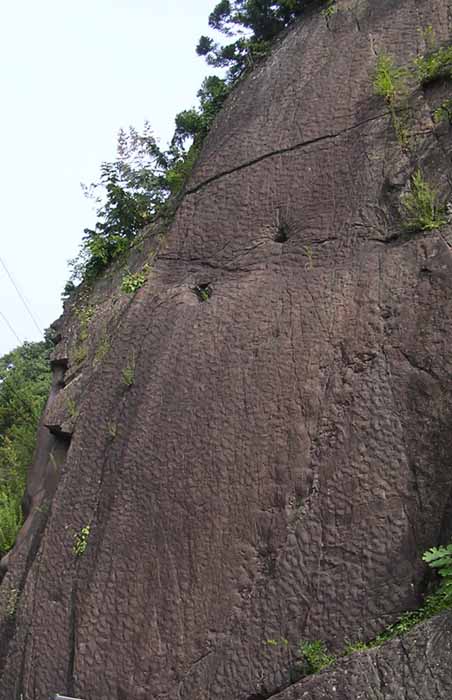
[0, 0, 219, 357]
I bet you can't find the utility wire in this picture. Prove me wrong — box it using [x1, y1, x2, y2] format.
[0, 311, 22, 344]
[0, 256, 42, 335]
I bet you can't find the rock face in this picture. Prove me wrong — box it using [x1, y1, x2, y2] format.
[1, 0, 452, 698]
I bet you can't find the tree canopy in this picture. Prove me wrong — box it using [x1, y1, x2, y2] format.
[69, 76, 231, 283]
[196, 0, 307, 79]
[0, 340, 51, 555]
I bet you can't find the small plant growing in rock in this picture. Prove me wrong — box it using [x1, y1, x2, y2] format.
[321, 0, 337, 21]
[122, 355, 136, 387]
[94, 334, 111, 365]
[66, 397, 78, 420]
[265, 637, 335, 679]
[374, 53, 408, 104]
[121, 265, 149, 294]
[193, 284, 212, 302]
[433, 98, 452, 124]
[107, 421, 118, 440]
[415, 44, 452, 85]
[73, 525, 90, 557]
[422, 543, 452, 602]
[75, 305, 95, 342]
[297, 640, 336, 674]
[344, 639, 368, 655]
[417, 25, 437, 52]
[373, 53, 410, 145]
[5, 588, 18, 618]
[73, 344, 88, 365]
[401, 170, 447, 231]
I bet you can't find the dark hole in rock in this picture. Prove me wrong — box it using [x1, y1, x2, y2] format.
[274, 222, 289, 243]
[193, 283, 212, 302]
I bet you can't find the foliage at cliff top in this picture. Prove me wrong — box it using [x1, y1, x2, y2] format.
[197, 0, 312, 80]
[69, 75, 230, 283]
[0, 340, 52, 555]
[68, 1, 325, 287]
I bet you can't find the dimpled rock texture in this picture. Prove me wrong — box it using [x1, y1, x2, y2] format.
[1, 0, 452, 698]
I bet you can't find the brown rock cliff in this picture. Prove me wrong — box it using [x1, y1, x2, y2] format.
[1, 0, 452, 698]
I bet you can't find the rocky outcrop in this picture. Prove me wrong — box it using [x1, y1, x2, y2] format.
[1, 0, 452, 698]
[272, 611, 452, 700]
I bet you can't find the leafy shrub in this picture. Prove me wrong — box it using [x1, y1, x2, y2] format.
[373, 53, 409, 103]
[373, 53, 410, 145]
[68, 74, 230, 286]
[415, 44, 452, 85]
[0, 478, 25, 555]
[0, 341, 51, 556]
[61, 280, 76, 302]
[401, 170, 447, 231]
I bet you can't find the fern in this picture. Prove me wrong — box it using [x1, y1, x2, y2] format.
[423, 545, 452, 580]
[422, 544, 452, 610]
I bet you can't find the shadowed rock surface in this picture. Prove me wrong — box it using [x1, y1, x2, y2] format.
[1, 0, 452, 698]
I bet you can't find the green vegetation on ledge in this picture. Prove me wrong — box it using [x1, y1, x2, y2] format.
[415, 44, 452, 85]
[265, 540, 452, 682]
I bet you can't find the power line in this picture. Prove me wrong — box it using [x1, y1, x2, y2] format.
[0, 256, 42, 335]
[0, 311, 22, 344]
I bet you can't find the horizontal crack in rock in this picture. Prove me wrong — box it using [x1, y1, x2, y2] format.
[187, 110, 390, 196]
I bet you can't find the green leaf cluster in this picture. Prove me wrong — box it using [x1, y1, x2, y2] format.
[423, 545, 452, 598]
[321, 1, 337, 20]
[297, 640, 335, 674]
[415, 44, 452, 85]
[121, 265, 149, 294]
[73, 525, 90, 557]
[0, 340, 51, 555]
[401, 170, 447, 232]
[373, 53, 409, 104]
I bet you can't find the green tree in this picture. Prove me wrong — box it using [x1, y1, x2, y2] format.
[70, 2, 324, 286]
[196, 0, 308, 79]
[0, 340, 51, 555]
[71, 123, 170, 281]
[69, 77, 230, 283]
